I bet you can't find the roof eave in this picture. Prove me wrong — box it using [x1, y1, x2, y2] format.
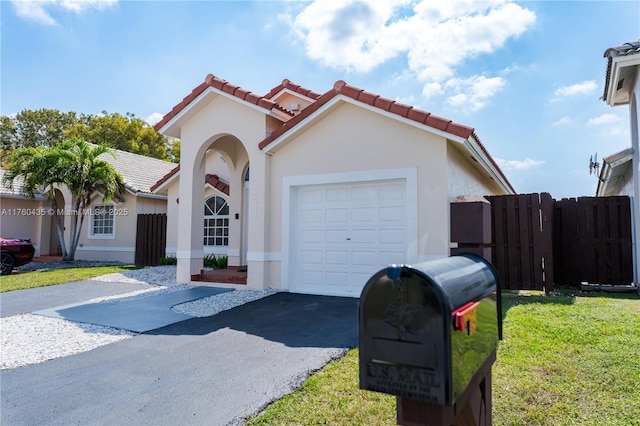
[463, 135, 515, 195]
[605, 54, 640, 107]
[151, 169, 180, 194]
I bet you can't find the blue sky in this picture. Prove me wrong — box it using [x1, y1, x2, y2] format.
[2, 0, 638, 199]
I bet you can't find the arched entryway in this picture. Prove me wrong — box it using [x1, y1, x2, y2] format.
[176, 132, 254, 284]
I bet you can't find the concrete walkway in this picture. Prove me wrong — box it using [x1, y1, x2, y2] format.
[0, 279, 155, 318]
[33, 286, 233, 332]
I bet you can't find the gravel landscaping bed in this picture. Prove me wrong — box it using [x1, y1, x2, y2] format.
[1, 265, 279, 370]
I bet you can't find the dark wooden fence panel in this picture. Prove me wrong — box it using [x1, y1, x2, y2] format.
[135, 213, 167, 267]
[554, 196, 632, 285]
[487, 193, 554, 292]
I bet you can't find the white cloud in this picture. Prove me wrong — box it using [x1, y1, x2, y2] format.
[445, 75, 506, 111]
[552, 116, 572, 126]
[495, 157, 545, 171]
[10, 0, 117, 25]
[145, 112, 164, 126]
[289, 0, 536, 110]
[551, 80, 598, 102]
[587, 114, 623, 126]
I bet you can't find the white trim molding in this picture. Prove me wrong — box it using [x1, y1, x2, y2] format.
[175, 249, 205, 259]
[246, 251, 282, 262]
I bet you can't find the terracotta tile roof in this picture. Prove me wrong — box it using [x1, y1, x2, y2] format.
[154, 75, 512, 193]
[259, 80, 475, 148]
[154, 74, 281, 132]
[150, 165, 179, 193]
[149, 166, 230, 196]
[205, 174, 229, 195]
[264, 79, 322, 101]
[602, 40, 640, 102]
[258, 79, 512, 192]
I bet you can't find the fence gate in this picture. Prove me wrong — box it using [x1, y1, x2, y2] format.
[554, 196, 632, 286]
[487, 193, 554, 292]
[135, 213, 167, 267]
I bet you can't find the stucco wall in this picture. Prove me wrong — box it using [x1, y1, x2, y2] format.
[75, 194, 166, 263]
[447, 142, 505, 198]
[269, 102, 450, 260]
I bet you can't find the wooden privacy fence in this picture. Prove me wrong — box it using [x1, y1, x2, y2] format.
[135, 213, 167, 267]
[554, 196, 632, 286]
[486, 193, 554, 292]
[484, 194, 633, 291]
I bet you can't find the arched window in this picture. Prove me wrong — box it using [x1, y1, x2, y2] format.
[204, 196, 229, 246]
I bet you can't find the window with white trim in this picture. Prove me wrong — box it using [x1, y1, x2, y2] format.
[204, 196, 229, 246]
[91, 205, 115, 237]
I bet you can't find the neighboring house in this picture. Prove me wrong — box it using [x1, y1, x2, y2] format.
[600, 39, 640, 283]
[596, 147, 633, 197]
[152, 74, 515, 297]
[0, 147, 176, 263]
[0, 173, 50, 257]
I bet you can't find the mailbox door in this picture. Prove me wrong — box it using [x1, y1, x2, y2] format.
[359, 271, 450, 405]
[450, 293, 498, 400]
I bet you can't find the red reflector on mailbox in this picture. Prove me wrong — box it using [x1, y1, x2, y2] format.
[453, 301, 479, 335]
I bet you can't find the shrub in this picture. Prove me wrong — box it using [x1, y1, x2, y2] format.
[159, 256, 177, 265]
[203, 254, 228, 269]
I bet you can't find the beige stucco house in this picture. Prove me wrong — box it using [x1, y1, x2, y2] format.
[599, 39, 640, 282]
[0, 147, 175, 262]
[152, 74, 515, 297]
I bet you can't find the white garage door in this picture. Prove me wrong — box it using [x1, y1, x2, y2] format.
[291, 179, 409, 297]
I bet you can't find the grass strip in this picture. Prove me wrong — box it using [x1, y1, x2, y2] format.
[248, 290, 640, 426]
[0, 265, 139, 292]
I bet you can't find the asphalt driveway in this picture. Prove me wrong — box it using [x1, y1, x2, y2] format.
[1, 292, 358, 425]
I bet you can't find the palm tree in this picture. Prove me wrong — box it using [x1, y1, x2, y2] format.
[3, 138, 124, 260]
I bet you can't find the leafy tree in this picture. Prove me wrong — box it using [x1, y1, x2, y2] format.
[0, 109, 79, 160]
[3, 139, 124, 261]
[68, 111, 172, 161]
[1, 109, 178, 164]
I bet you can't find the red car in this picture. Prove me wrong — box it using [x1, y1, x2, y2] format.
[1, 237, 35, 275]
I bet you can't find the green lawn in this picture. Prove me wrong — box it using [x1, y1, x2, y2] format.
[248, 289, 640, 426]
[0, 265, 139, 292]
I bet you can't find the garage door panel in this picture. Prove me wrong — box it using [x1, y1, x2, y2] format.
[326, 229, 349, 242]
[299, 188, 325, 204]
[351, 229, 376, 243]
[301, 269, 323, 285]
[377, 251, 406, 265]
[379, 182, 406, 200]
[379, 229, 406, 244]
[379, 206, 405, 222]
[351, 207, 377, 222]
[301, 250, 323, 264]
[352, 251, 376, 266]
[326, 271, 349, 285]
[300, 209, 324, 222]
[293, 179, 409, 297]
[301, 229, 324, 243]
[326, 187, 349, 203]
[326, 208, 349, 222]
[351, 186, 378, 203]
[326, 250, 349, 265]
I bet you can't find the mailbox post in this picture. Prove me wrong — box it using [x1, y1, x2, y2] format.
[359, 254, 499, 426]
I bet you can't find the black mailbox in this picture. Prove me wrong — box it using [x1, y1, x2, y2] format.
[359, 254, 499, 406]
